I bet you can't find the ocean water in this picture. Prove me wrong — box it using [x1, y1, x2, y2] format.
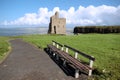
[0, 27, 73, 36]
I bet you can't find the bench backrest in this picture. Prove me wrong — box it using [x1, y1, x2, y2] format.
[52, 40, 95, 60]
[64, 45, 95, 61]
[52, 40, 64, 50]
[64, 44, 95, 72]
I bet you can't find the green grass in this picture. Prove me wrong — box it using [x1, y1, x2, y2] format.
[18, 34, 120, 80]
[0, 34, 120, 80]
[0, 37, 10, 61]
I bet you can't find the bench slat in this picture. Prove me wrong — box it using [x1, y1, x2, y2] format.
[57, 50, 92, 70]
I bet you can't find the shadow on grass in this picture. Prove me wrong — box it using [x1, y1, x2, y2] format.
[92, 68, 114, 80]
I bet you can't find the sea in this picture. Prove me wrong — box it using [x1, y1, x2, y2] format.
[0, 27, 74, 36]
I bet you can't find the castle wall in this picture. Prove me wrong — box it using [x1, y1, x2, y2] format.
[48, 12, 66, 34]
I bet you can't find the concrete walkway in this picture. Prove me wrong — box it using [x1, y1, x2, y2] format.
[0, 39, 76, 80]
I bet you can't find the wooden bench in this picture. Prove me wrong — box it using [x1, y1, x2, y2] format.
[64, 45, 95, 78]
[47, 40, 95, 78]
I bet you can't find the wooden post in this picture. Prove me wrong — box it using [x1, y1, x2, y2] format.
[88, 58, 94, 76]
[75, 69, 79, 78]
[61, 47, 64, 51]
[57, 44, 59, 48]
[53, 52, 56, 56]
[75, 52, 78, 59]
[63, 60, 66, 66]
[56, 54, 59, 60]
[53, 42, 55, 46]
[66, 48, 68, 53]
[49, 48, 51, 54]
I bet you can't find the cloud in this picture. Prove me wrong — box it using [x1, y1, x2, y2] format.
[1, 5, 120, 26]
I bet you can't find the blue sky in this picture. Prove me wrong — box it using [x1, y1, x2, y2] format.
[0, 0, 120, 26]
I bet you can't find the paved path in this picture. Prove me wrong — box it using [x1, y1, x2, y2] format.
[0, 39, 77, 80]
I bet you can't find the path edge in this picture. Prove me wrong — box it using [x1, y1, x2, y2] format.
[0, 40, 12, 64]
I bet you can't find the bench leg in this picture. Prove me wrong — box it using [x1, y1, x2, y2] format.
[75, 69, 79, 78]
[49, 48, 52, 54]
[88, 70, 92, 76]
[56, 54, 59, 60]
[46, 47, 48, 52]
[88, 59, 93, 76]
[53, 53, 56, 56]
[49, 49, 51, 54]
[63, 60, 66, 67]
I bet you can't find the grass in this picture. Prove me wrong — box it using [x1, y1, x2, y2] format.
[0, 37, 10, 62]
[0, 34, 120, 80]
[18, 34, 120, 80]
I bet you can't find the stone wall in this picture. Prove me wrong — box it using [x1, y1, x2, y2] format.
[48, 12, 66, 34]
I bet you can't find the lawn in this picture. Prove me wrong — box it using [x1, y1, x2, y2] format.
[0, 37, 10, 62]
[0, 34, 120, 80]
[19, 34, 120, 80]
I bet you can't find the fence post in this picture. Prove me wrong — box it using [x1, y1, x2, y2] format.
[75, 52, 78, 59]
[75, 69, 79, 78]
[88, 57, 94, 76]
[66, 47, 68, 53]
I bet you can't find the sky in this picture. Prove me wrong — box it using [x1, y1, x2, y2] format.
[0, 0, 120, 27]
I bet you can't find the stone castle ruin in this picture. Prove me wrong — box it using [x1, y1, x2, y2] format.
[48, 12, 66, 34]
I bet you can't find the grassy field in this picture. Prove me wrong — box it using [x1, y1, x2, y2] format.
[0, 37, 10, 62]
[0, 34, 120, 80]
[18, 34, 120, 80]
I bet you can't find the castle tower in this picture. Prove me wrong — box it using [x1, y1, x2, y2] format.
[48, 11, 66, 34]
[55, 11, 59, 18]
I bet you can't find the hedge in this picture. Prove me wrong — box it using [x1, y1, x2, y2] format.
[74, 26, 120, 34]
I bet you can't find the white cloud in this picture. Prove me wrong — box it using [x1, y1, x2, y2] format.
[1, 5, 120, 26]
